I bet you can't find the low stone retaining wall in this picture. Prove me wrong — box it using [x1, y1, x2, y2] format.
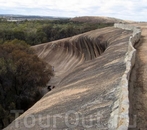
[109, 23, 141, 129]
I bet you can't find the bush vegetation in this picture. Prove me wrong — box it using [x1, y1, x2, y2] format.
[0, 39, 53, 129]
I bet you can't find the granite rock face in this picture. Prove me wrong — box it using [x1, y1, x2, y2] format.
[4, 25, 141, 130]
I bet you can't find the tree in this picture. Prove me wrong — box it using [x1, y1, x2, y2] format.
[0, 39, 53, 128]
[36, 31, 47, 43]
[13, 30, 25, 41]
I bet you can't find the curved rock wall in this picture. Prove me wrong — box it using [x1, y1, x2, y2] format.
[110, 23, 141, 129]
[4, 26, 137, 130]
[32, 28, 113, 86]
[32, 33, 108, 72]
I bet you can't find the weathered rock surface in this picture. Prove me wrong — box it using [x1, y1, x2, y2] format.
[4, 24, 141, 130]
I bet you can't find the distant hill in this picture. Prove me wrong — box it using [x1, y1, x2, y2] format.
[71, 16, 133, 23]
[0, 14, 69, 21]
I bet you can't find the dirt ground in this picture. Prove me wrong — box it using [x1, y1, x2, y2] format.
[130, 23, 147, 130]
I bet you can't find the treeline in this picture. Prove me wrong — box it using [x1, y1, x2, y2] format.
[0, 40, 54, 129]
[0, 19, 113, 45]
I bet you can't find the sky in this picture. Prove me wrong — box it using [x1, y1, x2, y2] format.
[0, 0, 147, 21]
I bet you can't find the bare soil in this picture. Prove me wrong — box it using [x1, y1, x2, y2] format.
[129, 23, 147, 130]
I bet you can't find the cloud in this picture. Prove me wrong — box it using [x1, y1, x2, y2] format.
[0, 0, 146, 21]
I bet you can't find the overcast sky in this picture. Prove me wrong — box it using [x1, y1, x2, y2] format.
[0, 0, 147, 21]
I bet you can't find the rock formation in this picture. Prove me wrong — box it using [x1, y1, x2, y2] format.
[4, 24, 142, 130]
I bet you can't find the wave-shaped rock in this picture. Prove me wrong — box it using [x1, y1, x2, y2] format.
[4, 24, 141, 130]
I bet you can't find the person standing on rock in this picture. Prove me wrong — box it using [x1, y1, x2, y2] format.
[47, 86, 52, 91]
